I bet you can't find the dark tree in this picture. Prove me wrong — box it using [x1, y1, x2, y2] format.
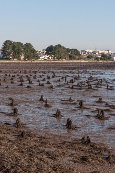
[12, 42, 24, 60]
[2, 40, 13, 59]
[23, 43, 39, 60]
[46, 44, 80, 60]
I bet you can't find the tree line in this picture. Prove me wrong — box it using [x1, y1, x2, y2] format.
[1, 40, 39, 60]
[1, 41, 81, 60]
[46, 44, 80, 60]
[1, 40, 112, 61]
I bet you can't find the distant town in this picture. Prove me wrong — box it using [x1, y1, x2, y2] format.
[36, 49, 115, 61]
[0, 40, 115, 61]
[81, 49, 115, 61]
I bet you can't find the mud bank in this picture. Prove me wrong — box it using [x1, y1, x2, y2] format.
[0, 123, 115, 173]
[0, 61, 115, 70]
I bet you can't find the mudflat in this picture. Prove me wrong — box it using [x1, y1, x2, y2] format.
[0, 62, 115, 173]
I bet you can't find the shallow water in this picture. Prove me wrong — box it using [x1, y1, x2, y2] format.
[0, 63, 115, 149]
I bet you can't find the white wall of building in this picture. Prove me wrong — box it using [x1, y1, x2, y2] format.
[0, 53, 3, 58]
[111, 55, 115, 61]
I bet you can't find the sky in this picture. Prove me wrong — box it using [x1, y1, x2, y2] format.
[0, 0, 115, 51]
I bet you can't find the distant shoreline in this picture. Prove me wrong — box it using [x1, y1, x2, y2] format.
[0, 60, 114, 71]
[0, 60, 114, 63]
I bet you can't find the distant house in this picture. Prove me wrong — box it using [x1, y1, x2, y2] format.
[111, 54, 115, 61]
[39, 55, 48, 60]
[81, 49, 112, 58]
[20, 54, 24, 60]
[0, 50, 3, 59]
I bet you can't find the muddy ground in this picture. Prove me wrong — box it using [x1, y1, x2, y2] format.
[0, 62, 115, 173]
[0, 123, 115, 173]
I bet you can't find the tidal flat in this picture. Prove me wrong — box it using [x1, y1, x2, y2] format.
[0, 62, 115, 173]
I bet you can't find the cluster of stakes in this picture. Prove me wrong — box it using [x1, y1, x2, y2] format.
[8, 98, 21, 127]
[0, 68, 114, 143]
[8, 98, 25, 137]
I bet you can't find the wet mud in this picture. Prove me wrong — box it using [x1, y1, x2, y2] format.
[0, 62, 115, 172]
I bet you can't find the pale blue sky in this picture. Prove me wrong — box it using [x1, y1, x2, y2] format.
[0, 0, 115, 51]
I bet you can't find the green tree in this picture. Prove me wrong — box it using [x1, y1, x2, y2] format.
[54, 44, 68, 60]
[23, 43, 39, 60]
[67, 48, 80, 60]
[100, 54, 111, 61]
[46, 45, 54, 55]
[87, 55, 93, 59]
[46, 44, 80, 60]
[12, 42, 24, 60]
[1, 40, 13, 59]
[1, 40, 39, 60]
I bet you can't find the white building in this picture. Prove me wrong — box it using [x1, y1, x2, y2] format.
[0, 50, 3, 59]
[81, 49, 112, 57]
[111, 55, 115, 61]
[20, 54, 24, 60]
[97, 50, 112, 54]
[39, 55, 48, 60]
